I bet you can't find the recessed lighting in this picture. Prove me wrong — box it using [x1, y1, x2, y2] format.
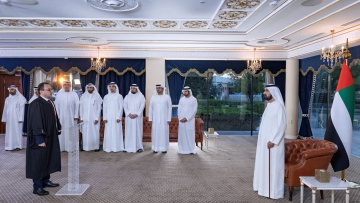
[301, 0, 323, 7]
[257, 40, 275, 44]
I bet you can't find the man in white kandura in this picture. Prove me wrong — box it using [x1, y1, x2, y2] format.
[103, 82, 124, 152]
[149, 84, 172, 153]
[253, 84, 287, 199]
[124, 84, 145, 153]
[177, 86, 198, 155]
[28, 86, 39, 103]
[79, 83, 102, 152]
[54, 81, 79, 152]
[1, 85, 27, 151]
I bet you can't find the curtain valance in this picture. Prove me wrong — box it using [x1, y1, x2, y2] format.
[165, 60, 286, 77]
[300, 45, 360, 76]
[0, 58, 145, 76]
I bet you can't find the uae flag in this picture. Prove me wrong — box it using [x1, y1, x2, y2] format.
[324, 62, 355, 172]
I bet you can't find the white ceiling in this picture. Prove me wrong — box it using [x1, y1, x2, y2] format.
[0, 0, 360, 60]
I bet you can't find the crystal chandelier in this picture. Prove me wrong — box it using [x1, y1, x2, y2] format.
[91, 47, 106, 73]
[247, 48, 262, 73]
[320, 30, 344, 67]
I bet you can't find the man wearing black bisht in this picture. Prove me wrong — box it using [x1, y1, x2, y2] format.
[26, 82, 62, 196]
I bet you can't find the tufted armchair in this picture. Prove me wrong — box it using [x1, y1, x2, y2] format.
[284, 139, 337, 201]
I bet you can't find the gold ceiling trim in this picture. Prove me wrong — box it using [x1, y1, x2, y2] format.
[226, 0, 260, 9]
[218, 11, 247, 20]
[0, 20, 27, 27]
[28, 20, 57, 27]
[166, 68, 285, 77]
[91, 20, 117, 28]
[60, 20, 88, 27]
[122, 20, 147, 28]
[0, 66, 145, 76]
[183, 21, 208, 29]
[153, 20, 177, 28]
[212, 21, 237, 29]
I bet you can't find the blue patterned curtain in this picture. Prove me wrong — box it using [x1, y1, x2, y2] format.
[167, 72, 185, 117]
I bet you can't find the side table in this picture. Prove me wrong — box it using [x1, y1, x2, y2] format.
[203, 131, 219, 150]
[300, 176, 352, 203]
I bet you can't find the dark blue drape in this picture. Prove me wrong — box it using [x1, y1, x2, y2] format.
[0, 58, 145, 74]
[80, 70, 98, 92]
[167, 73, 185, 117]
[275, 72, 286, 103]
[98, 71, 146, 99]
[21, 72, 30, 135]
[298, 72, 314, 138]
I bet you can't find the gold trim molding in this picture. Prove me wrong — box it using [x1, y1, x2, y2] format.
[122, 20, 147, 28]
[166, 68, 285, 77]
[300, 59, 360, 76]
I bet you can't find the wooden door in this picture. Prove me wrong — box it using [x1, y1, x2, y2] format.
[0, 73, 22, 133]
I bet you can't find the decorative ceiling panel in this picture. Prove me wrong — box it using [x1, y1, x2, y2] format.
[121, 20, 148, 28]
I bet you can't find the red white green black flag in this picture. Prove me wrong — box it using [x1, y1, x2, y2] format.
[324, 62, 355, 172]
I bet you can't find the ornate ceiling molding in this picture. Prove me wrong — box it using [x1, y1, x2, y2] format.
[28, 20, 57, 27]
[218, 11, 247, 20]
[122, 20, 147, 28]
[226, 0, 260, 9]
[212, 21, 237, 29]
[0, 20, 27, 27]
[91, 20, 117, 28]
[183, 21, 208, 29]
[60, 20, 88, 27]
[153, 20, 177, 28]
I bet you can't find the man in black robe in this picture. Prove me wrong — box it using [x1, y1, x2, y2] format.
[26, 82, 62, 196]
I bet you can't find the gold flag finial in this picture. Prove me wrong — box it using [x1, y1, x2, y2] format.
[343, 38, 352, 60]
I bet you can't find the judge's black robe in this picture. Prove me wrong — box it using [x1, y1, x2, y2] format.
[26, 97, 62, 179]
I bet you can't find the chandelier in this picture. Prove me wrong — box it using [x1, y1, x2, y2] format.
[91, 47, 106, 73]
[320, 30, 344, 67]
[247, 48, 262, 73]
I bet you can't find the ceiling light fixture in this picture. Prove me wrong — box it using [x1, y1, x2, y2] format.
[320, 30, 344, 67]
[91, 47, 106, 73]
[86, 0, 138, 12]
[247, 48, 262, 73]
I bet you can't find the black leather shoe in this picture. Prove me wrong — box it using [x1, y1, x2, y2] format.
[43, 181, 59, 188]
[153, 151, 158, 153]
[137, 149, 143, 153]
[162, 151, 167, 153]
[33, 188, 49, 196]
[94, 149, 100, 152]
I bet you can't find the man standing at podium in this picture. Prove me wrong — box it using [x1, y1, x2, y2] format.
[26, 82, 62, 196]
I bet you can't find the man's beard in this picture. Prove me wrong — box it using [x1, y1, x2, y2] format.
[263, 94, 273, 101]
[131, 91, 136, 94]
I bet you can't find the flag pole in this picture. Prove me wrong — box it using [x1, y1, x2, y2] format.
[341, 38, 351, 181]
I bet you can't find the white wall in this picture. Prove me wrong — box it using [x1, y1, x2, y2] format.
[145, 58, 165, 116]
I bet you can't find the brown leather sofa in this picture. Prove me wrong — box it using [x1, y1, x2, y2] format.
[99, 116, 204, 149]
[284, 139, 338, 201]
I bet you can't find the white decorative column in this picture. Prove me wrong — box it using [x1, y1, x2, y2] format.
[145, 58, 165, 116]
[285, 59, 299, 139]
